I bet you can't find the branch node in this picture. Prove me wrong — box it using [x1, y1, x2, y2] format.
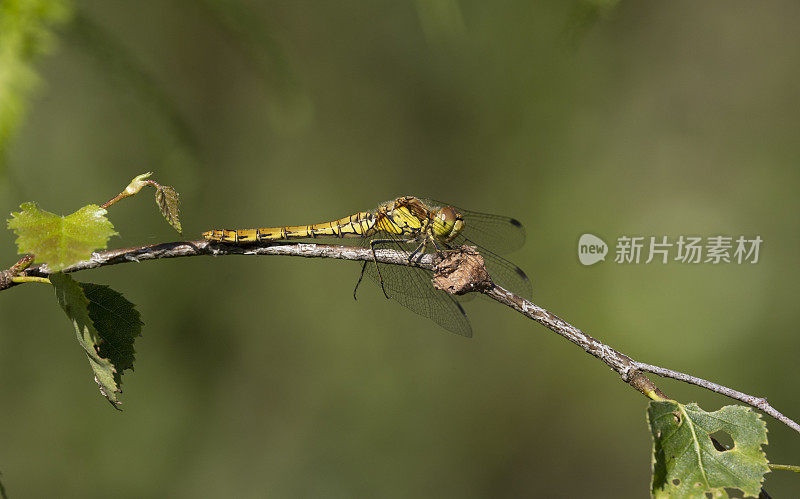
[432, 245, 493, 295]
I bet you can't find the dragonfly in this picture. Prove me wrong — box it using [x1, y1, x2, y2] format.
[203, 196, 531, 337]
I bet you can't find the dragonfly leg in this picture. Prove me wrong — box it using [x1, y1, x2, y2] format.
[353, 260, 368, 300]
[407, 241, 427, 264]
[430, 237, 454, 258]
[368, 238, 395, 299]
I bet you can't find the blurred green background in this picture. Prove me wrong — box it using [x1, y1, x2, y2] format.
[1, 1, 799, 497]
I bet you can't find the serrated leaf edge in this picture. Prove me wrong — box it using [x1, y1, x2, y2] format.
[51, 273, 122, 406]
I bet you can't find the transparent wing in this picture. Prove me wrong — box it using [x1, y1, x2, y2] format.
[425, 199, 526, 254]
[459, 242, 532, 298]
[357, 236, 472, 337]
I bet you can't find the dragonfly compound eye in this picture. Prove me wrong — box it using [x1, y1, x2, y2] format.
[435, 206, 465, 241]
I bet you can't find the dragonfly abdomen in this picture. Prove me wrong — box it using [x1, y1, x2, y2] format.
[203, 211, 376, 243]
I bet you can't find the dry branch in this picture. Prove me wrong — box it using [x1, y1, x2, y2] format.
[2, 239, 798, 435]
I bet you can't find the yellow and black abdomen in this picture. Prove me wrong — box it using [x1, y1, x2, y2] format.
[203, 211, 376, 243]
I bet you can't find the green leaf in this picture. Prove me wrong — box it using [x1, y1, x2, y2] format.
[648, 400, 769, 498]
[80, 282, 142, 388]
[51, 273, 142, 407]
[7, 202, 117, 271]
[155, 185, 182, 233]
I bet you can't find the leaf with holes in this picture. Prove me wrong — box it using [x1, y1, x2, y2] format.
[648, 400, 769, 498]
[155, 185, 181, 233]
[7, 202, 117, 271]
[51, 273, 142, 407]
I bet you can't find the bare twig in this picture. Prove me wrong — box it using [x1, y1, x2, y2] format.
[484, 284, 800, 434]
[0, 241, 431, 284]
[2, 240, 798, 436]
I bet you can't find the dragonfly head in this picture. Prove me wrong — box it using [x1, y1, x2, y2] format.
[433, 206, 465, 242]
